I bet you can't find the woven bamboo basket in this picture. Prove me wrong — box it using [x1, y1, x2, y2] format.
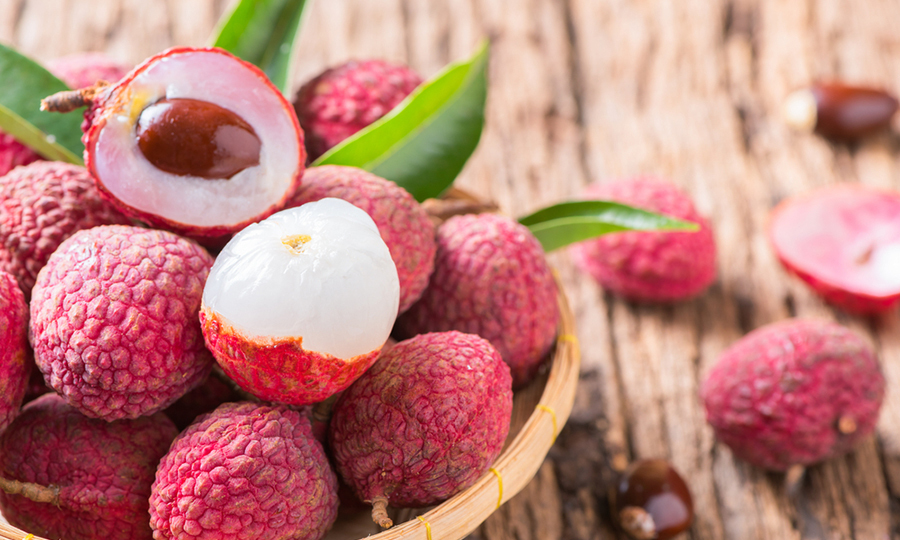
[0, 189, 581, 540]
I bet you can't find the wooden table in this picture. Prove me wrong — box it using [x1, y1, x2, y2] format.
[3, 1, 900, 539]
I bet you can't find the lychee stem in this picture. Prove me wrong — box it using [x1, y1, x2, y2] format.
[41, 81, 110, 113]
[371, 496, 393, 529]
[312, 394, 338, 424]
[0, 476, 60, 505]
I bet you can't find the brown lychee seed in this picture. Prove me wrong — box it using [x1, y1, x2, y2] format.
[150, 402, 338, 540]
[0, 269, 29, 434]
[41, 47, 304, 238]
[0, 393, 178, 540]
[329, 331, 513, 528]
[612, 459, 693, 540]
[783, 82, 899, 140]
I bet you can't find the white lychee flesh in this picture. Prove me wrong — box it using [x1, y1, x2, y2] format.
[202, 198, 400, 359]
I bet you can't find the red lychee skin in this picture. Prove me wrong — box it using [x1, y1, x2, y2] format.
[293, 59, 422, 161]
[30, 225, 215, 421]
[150, 402, 338, 540]
[162, 372, 243, 431]
[569, 178, 717, 302]
[397, 213, 559, 388]
[0, 394, 179, 540]
[46, 52, 131, 90]
[0, 270, 29, 434]
[0, 161, 131, 298]
[329, 331, 513, 508]
[286, 165, 436, 313]
[199, 308, 381, 406]
[83, 47, 305, 238]
[701, 319, 885, 471]
[0, 134, 41, 177]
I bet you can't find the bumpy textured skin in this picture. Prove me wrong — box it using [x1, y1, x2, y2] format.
[30, 225, 215, 420]
[0, 270, 29, 433]
[569, 178, 717, 302]
[293, 60, 422, 161]
[47, 52, 131, 90]
[397, 214, 559, 388]
[701, 319, 885, 471]
[150, 402, 338, 540]
[0, 394, 178, 540]
[330, 331, 513, 507]
[163, 373, 242, 431]
[286, 165, 436, 313]
[200, 308, 381, 406]
[0, 161, 131, 298]
[0, 134, 41, 177]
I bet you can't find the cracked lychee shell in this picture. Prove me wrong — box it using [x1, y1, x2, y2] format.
[397, 213, 559, 388]
[0, 269, 29, 434]
[150, 402, 338, 540]
[0, 394, 179, 540]
[701, 318, 885, 471]
[287, 165, 435, 313]
[569, 178, 717, 302]
[30, 225, 214, 421]
[0, 161, 131, 298]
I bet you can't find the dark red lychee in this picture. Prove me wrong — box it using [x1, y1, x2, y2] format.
[0, 269, 29, 434]
[701, 318, 884, 471]
[162, 371, 243, 431]
[0, 134, 41, 178]
[150, 402, 338, 540]
[0, 394, 178, 540]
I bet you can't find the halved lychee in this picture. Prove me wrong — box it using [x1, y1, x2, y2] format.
[43, 47, 304, 238]
[200, 198, 400, 405]
[769, 185, 900, 314]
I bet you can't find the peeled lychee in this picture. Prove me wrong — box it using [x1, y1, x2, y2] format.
[701, 319, 884, 471]
[150, 402, 338, 540]
[769, 185, 900, 315]
[30, 225, 214, 420]
[0, 393, 178, 540]
[200, 198, 399, 405]
[0, 269, 29, 434]
[397, 213, 559, 388]
[293, 59, 422, 160]
[287, 165, 435, 313]
[329, 331, 513, 527]
[569, 178, 717, 302]
[0, 161, 131, 298]
[0, 134, 41, 178]
[46, 52, 130, 90]
[43, 47, 304, 238]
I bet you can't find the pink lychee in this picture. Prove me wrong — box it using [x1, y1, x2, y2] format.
[569, 178, 717, 302]
[30, 225, 214, 421]
[46, 52, 131, 90]
[397, 213, 559, 388]
[0, 269, 29, 434]
[293, 59, 422, 161]
[0, 134, 41, 178]
[701, 318, 884, 471]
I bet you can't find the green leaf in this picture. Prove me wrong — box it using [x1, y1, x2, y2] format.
[210, 0, 310, 94]
[315, 41, 489, 202]
[0, 44, 85, 162]
[518, 200, 699, 252]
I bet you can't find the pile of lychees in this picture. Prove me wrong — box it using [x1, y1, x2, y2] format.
[0, 48, 562, 540]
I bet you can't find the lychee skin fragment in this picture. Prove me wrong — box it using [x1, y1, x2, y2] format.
[150, 402, 339, 540]
[0, 394, 179, 540]
[46, 52, 131, 90]
[30, 225, 215, 421]
[701, 319, 885, 471]
[0, 270, 29, 434]
[569, 178, 717, 302]
[287, 165, 436, 313]
[0, 134, 41, 177]
[397, 213, 559, 388]
[330, 331, 513, 509]
[293, 59, 422, 160]
[0, 161, 131, 298]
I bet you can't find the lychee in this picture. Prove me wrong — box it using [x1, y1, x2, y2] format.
[769, 185, 900, 315]
[150, 402, 338, 540]
[162, 371, 243, 431]
[0, 161, 131, 298]
[30, 225, 214, 421]
[0, 134, 41, 178]
[568, 178, 717, 302]
[287, 165, 435, 313]
[0, 269, 29, 434]
[0, 393, 179, 540]
[200, 198, 399, 405]
[329, 331, 513, 527]
[701, 318, 885, 471]
[43, 47, 304, 238]
[397, 213, 559, 388]
[293, 59, 422, 161]
[46, 52, 131, 90]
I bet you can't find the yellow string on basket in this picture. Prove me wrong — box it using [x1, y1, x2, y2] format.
[556, 333, 578, 345]
[537, 404, 558, 442]
[417, 515, 432, 540]
[489, 467, 503, 509]
[24, 535, 34, 540]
